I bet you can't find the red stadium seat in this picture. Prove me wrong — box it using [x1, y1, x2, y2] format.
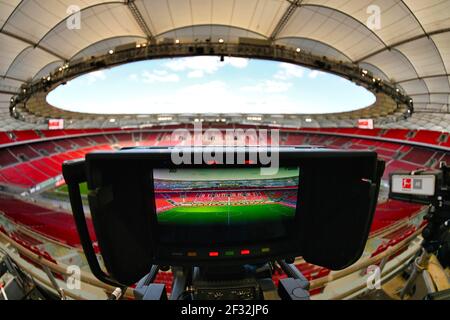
[12, 130, 40, 142]
[410, 130, 443, 145]
[0, 132, 12, 145]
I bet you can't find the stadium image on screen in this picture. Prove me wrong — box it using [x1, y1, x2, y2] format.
[154, 168, 299, 245]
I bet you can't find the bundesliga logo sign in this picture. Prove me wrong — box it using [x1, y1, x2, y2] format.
[402, 178, 412, 190]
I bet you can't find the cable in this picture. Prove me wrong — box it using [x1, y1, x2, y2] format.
[107, 287, 124, 300]
[176, 290, 193, 301]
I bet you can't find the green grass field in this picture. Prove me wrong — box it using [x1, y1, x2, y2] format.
[157, 203, 295, 225]
[56, 182, 89, 195]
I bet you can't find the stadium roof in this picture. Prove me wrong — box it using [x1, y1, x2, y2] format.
[1, 0, 450, 120]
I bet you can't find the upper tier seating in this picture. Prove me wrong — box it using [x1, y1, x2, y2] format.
[0, 132, 12, 144]
[12, 130, 40, 141]
[381, 129, 412, 140]
[410, 130, 443, 145]
[0, 130, 448, 190]
[0, 145, 113, 187]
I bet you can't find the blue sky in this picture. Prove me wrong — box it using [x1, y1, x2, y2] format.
[47, 57, 375, 115]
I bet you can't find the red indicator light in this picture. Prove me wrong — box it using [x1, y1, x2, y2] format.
[209, 252, 219, 257]
[241, 250, 251, 255]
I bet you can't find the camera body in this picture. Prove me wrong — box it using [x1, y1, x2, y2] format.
[389, 163, 450, 267]
[63, 147, 384, 286]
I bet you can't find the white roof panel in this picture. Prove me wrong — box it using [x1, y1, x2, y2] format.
[0, 0, 449, 118]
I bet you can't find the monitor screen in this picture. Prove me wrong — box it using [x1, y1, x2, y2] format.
[153, 167, 300, 246]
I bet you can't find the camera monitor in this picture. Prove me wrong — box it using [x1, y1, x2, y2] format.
[63, 147, 384, 286]
[154, 167, 300, 246]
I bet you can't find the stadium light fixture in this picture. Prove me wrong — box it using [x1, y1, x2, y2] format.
[47, 76, 51, 81]
[136, 44, 141, 48]
[219, 38, 224, 43]
[305, 118, 312, 123]
[296, 48, 301, 53]
[362, 69, 368, 75]
[175, 39, 180, 44]
[109, 49, 114, 55]
[109, 119, 116, 123]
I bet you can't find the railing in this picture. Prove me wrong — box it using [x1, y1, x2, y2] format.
[0, 223, 423, 300]
[309, 228, 423, 299]
[0, 231, 135, 300]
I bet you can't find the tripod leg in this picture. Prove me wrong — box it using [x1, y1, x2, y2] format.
[170, 267, 191, 300]
[400, 249, 430, 299]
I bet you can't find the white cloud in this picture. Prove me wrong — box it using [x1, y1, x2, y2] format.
[128, 74, 138, 81]
[309, 70, 323, 79]
[274, 63, 305, 80]
[187, 70, 205, 78]
[86, 70, 106, 84]
[241, 80, 293, 93]
[165, 57, 222, 74]
[178, 80, 228, 96]
[142, 70, 180, 83]
[227, 57, 249, 69]
[165, 56, 249, 78]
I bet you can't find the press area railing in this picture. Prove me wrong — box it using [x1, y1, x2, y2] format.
[0, 220, 424, 300]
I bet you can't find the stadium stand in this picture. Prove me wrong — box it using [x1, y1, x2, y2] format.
[0, 127, 438, 299]
[0, 129, 449, 189]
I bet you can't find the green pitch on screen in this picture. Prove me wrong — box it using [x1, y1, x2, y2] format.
[157, 204, 295, 225]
